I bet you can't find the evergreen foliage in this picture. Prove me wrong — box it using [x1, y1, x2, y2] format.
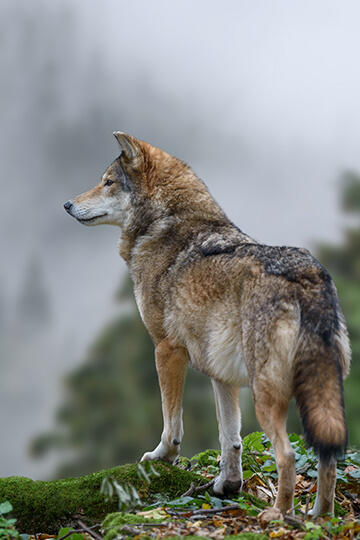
[316, 171, 360, 447]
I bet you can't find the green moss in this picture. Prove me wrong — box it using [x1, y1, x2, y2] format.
[103, 512, 149, 526]
[0, 462, 199, 534]
[240, 492, 268, 511]
[190, 449, 220, 468]
[334, 498, 347, 517]
[102, 512, 151, 540]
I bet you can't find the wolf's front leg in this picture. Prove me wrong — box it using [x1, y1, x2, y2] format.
[211, 380, 243, 496]
[141, 340, 189, 463]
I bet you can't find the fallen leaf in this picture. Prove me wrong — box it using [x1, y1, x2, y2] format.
[137, 508, 168, 520]
[269, 527, 287, 537]
[257, 485, 275, 502]
[208, 527, 226, 539]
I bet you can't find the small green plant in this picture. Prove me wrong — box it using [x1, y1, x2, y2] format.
[303, 521, 324, 540]
[0, 502, 20, 540]
[100, 476, 142, 512]
[100, 462, 160, 512]
[57, 527, 84, 540]
[136, 462, 160, 484]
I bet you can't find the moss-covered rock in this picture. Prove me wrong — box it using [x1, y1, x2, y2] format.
[0, 462, 200, 534]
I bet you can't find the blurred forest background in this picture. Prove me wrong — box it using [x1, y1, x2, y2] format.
[1, 0, 360, 480]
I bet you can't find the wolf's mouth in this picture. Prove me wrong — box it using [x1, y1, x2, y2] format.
[78, 213, 108, 223]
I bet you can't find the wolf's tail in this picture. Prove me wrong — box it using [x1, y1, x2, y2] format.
[293, 332, 348, 462]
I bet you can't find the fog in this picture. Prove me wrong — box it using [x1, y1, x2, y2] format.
[1, 0, 360, 479]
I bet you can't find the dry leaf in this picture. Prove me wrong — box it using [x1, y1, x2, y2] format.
[269, 527, 287, 537]
[255, 486, 273, 503]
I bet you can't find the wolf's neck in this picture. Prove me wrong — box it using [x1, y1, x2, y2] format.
[117, 173, 255, 264]
[119, 211, 254, 270]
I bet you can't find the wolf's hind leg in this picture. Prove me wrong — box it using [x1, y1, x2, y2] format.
[211, 380, 243, 496]
[141, 340, 188, 464]
[309, 457, 336, 517]
[253, 383, 295, 515]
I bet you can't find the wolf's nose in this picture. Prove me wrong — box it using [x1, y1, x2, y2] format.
[64, 201, 73, 212]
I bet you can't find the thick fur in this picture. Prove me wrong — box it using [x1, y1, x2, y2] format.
[64, 132, 351, 518]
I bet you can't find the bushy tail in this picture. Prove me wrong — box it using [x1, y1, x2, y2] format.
[293, 336, 347, 462]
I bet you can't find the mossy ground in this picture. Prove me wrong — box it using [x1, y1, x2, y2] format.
[102, 512, 156, 540]
[0, 462, 199, 534]
[101, 509, 269, 540]
[101, 512, 270, 540]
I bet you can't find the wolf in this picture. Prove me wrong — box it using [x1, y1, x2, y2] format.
[64, 132, 351, 518]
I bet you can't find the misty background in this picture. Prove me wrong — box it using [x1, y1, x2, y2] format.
[1, 0, 360, 480]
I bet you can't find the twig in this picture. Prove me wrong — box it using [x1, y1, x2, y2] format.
[182, 482, 195, 497]
[181, 478, 215, 497]
[166, 503, 240, 519]
[108, 522, 168, 529]
[305, 493, 311, 520]
[195, 478, 215, 492]
[57, 523, 102, 540]
[287, 501, 304, 516]
[284, 514, 306, 529]
[113, 523, 168, 534]
[191, 504, 240, 516]
[120, 525, 141, 536]
[77, 519, 103, 540]
[136, 523, 168, 528]
[57, 530, 81, 540]
[166, 508, 186, 518]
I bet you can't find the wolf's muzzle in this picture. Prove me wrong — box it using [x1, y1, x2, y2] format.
[64, 201, 73, 214]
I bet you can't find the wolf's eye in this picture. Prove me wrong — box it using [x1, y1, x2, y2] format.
[104, 179, 114, 186]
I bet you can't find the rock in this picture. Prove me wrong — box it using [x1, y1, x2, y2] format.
[0, 461, 199, 534]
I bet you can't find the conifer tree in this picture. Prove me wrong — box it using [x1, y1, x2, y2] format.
[316, 172, 360, 446]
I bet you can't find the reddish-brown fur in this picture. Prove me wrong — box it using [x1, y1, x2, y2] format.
[64, 132, 351, 518]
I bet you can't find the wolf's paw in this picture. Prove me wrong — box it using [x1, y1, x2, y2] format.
[141, 440, 180, 464]
[308, 501, 333, 518]
[257, 507, 283, 528]
[307, 503, 319, 517]
[213, 475, 242, 497]
[141, 450, 173, 463]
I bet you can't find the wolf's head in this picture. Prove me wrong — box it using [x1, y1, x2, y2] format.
[64, 132, 201, 228]
[64, 132, 230, 265]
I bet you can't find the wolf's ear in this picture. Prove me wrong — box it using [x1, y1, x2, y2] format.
[113, 132, 139, 162]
